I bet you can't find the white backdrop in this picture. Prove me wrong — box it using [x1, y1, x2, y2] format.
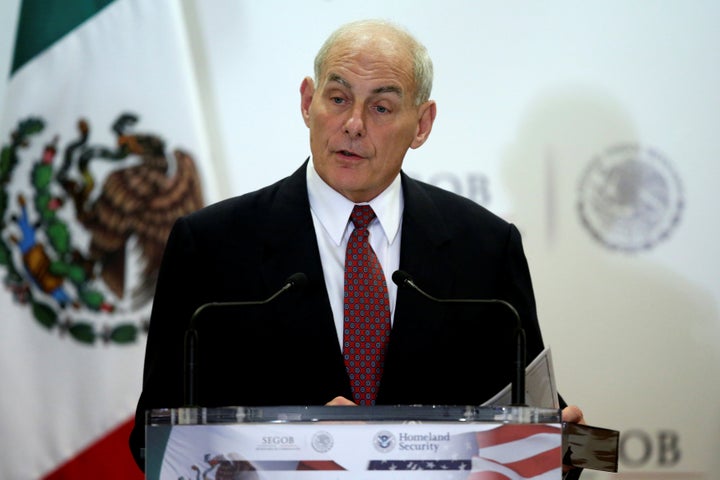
[2, 1, 718, 479]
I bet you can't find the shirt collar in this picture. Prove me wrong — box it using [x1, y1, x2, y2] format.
[307, 159, 403, 246]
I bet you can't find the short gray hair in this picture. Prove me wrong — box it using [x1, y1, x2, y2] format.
[313, 19, 434, 106]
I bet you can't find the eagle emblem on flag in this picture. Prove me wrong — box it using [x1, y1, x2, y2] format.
[0, 113, 204, 345]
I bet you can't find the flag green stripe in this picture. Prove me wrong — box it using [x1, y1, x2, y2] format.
[11, 0, 116, 75]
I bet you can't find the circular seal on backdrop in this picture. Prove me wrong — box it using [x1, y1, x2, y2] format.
[578, 144, 683, 252]
[373, 430, 396, 453]
[311, 431, 334, 453]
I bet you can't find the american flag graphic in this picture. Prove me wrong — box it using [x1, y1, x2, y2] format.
[470, 424, 562, 479]
[369, 424, 562, 480]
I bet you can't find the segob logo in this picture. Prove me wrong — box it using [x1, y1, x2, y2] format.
[373, 430, 396, 453]
[577, 143, 683, 252]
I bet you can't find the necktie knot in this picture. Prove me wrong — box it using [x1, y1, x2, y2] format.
[350, 205, 376, 230]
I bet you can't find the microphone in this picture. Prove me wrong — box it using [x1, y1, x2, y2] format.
[392, 270, 527, 406]
[183, 272, 308, 406]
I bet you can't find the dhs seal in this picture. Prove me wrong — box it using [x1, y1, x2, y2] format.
[578, 144, 683, 252]
[373, 430, 396, 453]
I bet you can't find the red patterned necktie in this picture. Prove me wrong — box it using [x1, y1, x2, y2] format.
[343, 205, 391, 405]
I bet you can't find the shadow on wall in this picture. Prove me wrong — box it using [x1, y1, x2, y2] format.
[500, 85, 720, 473]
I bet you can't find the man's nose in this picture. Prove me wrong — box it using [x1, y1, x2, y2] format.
[343, 105, 366, 138]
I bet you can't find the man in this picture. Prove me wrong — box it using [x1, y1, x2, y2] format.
[130, 19, 584, 474]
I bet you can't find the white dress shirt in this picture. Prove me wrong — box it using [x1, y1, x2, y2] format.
[306, 161, 403, 347]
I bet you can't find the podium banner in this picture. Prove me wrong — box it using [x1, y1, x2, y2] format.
[146, 406, 562, 480]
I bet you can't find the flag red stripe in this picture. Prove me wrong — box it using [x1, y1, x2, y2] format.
[296, 460, 346, 470]
[467, 471, 511, 480]
[476, 424, 561, 447]
[501, 446, 562, 477]
[42, 417, 143, 480]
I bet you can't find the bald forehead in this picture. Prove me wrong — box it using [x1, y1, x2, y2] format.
[337, 23, 412, 50]
[317, 23, 415, 77]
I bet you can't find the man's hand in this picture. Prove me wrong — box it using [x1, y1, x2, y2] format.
[325, 396, 357, 406]
[562, 405, 585, 425]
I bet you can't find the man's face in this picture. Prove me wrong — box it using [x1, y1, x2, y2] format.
[301, 36, 435, 203]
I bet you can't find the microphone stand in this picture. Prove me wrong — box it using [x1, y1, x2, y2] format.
[183, 273, 307, 407]
[392, 270, 527, 406]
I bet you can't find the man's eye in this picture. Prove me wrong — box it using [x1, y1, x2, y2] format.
[331, 97, 345, 104]
[375, 105, 389, 114]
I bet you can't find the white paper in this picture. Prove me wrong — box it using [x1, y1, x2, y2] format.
[481, 346, 559, 408]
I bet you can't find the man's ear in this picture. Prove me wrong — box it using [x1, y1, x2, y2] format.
[300, 77, 315, 127]
[410, 100, 437, 149]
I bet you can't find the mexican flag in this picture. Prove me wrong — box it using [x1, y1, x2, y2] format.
[0, 0, 217, 478]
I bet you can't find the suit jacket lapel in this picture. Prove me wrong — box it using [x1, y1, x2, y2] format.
[259, 160, 326, 293]
[376, 173, 458, 403]
[396, 172, 455, 304]
[261, 160, 351, 372]
[253, 160, 353, 401]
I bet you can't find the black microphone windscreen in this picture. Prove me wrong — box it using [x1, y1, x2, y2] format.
[287, 272, 308, 290]
[392, 270, 413, 288]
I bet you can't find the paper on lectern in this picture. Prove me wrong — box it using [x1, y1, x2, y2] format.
[481, 346, 559, 408]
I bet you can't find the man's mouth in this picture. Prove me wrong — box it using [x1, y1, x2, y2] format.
[338, 149, 363, 159]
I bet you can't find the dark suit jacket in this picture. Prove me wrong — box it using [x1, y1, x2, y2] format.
[129, 160, 547, 468]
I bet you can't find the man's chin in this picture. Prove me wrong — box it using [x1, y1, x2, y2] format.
[330, 179, 376, 203]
